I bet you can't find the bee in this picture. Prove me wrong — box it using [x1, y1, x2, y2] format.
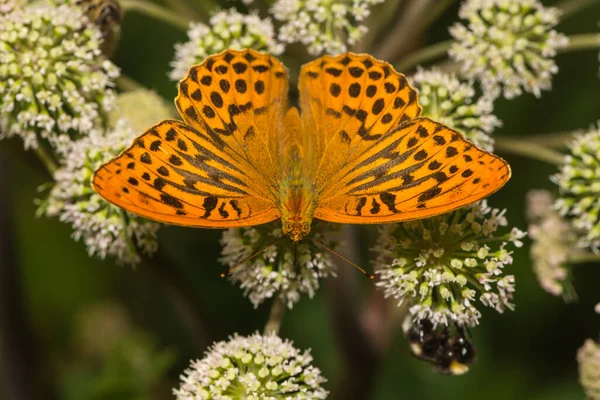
[76, 0, 122, 57]
[403, 317, 476, 375]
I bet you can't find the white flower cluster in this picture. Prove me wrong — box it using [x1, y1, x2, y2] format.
[174, 333, 328, 400]
[0, 3, 119, 153]
[170, 9, 284, 81]
[220, 222, 336, 309]
[449, 0, 568, 99]
[410, 68, 500, 151]
[553, 125, 600, 250]
[46, 118, 160, 265]
[526, 190, 578, 300]
[578, 338, 600, 400]
[374, 201, 525, 327]
[0, 0, 22, 15]
[271, 0, 384, 55]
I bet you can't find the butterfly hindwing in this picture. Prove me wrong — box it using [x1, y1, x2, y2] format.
[314, 118, 511, 223]
[92, 120, 280, 227]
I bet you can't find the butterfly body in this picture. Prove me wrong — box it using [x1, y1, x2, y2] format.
[92, 49, 510, 241]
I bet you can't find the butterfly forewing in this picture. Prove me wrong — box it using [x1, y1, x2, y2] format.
[92, 120, 280, 227]
[176, 49, 289, 186]
[314, 118, 511, 223]
[299, 53, 422, 188]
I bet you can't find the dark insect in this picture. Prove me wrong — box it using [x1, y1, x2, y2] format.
[76, 0, 122, 57]
[403, 318, 476, 375]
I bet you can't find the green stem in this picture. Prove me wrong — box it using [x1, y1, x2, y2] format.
[423, 0, 457, 28]
[561, 33, 600, 54]
[521, 131, 575, 148]
[264, 297, 286, 336]
[394, 40, 453, 72]
[121, 0, 191, 31]
[33, 145, 58, 174]
[568, 252, 600, 265]
[557, 0, 600, 18]
[494, 137, 565, 165]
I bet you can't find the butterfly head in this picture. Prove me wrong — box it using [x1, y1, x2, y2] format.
[282, 218, 311, 242]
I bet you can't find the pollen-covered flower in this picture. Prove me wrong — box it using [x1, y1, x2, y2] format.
[374, 201, 524, 327]
[174, 332, 328, 399]
[578, 338, 600, 400]
[220, 222, 336, 309]
[169, 9, 283, 81]
[271, 0, 384, 55]
[526, 190, 579, 300]
[410, 68, 500, 151]
[553, 124, 600, 250]
[0, 3, 119, 153]
[45, 119, 160, 265]
[449, 0, 568, 99]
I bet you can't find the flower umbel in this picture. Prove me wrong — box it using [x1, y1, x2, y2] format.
[410, 68, 500, 151]
[553, 124, 600, 250]
[220, 222, 336, 309]
[173, 333, 328, 399]
[526, 190, 579, 300]
[0, 3, 119, 153]
[169, 9, 283, 81]
[578, 338, 600, 400]
[46, 119, 160, 264]
[374, 201, 524, 327]
[449, 0, 568, 99]
[271, 0, 384, 55]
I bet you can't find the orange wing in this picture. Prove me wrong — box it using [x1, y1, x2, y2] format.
[299, 53, 422, 189]
[298, 53, 510, 224]
[93, 120, 280, 227]
[92, 49, 290, 227]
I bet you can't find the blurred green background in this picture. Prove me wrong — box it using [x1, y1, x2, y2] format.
[1, 0, 599, 399]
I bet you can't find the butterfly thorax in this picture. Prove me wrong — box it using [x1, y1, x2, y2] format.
[279, 133, 316, 242]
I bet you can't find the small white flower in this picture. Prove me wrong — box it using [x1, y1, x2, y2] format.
[220, 222, 337, 309]
[526, 190, 580, 300]
[170, 9, 284, 81]
[374, 201, 523, 327]
[449, 0, 568, 99]
[46, 119, 160, 265]
[552, 123, 600, 250]
[271, 0, 384, 55]
[578, 338, 600, 400]
[173, 333, 328, 399]
[0, 3, 119, 153]
[410, 68, 501, 151]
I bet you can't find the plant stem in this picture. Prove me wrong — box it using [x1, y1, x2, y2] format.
[121, 0, 190, 31]
[558, 0, 600, 18]
[494, 137, 565, 165]
[33, 145, 58, 175]
[163, 0, 205, 23]
[394, 40, 453, 72]
[569, 252, 600, 264]
[423, 0, 457, 28]
[561, 33, 600, 54]
[521, 131, 575, 148]
[264, 297, 286, 335]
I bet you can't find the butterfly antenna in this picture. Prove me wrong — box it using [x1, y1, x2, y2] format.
[221, 232, 291, 278]
[307, 237, 374, 279]
[293, 241, 299, 273]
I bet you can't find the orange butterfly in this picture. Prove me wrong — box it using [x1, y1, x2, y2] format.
[92, 49, 510, 243]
